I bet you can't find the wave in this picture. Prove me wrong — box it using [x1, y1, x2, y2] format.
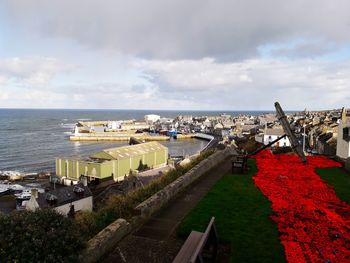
[60, 123, 76, 129]
[0, 170, 23, 176]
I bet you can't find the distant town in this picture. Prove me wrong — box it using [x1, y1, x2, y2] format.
[1, 107, 350, 215]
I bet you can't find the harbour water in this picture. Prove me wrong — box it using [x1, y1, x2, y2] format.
[0, 109, 272, 173]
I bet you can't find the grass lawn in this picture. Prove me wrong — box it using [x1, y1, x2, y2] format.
[179, 159, 286, 263]
[316, 166, 350, 204]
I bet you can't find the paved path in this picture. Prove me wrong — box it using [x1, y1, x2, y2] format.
[103, 156, 232, 263]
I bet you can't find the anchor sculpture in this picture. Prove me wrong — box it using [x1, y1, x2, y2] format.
[273, 102, 307, 164]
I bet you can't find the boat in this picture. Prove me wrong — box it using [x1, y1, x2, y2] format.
[15, 189, 32, 199]
[167, 128, 177, 138]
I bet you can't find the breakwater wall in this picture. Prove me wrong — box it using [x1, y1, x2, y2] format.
[80, 146, 235, 263]
[70, 133, 170, 141]
[193, 133, 215, 152]
[70, 133, 195, 142]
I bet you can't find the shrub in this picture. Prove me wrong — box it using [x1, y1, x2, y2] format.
[0, 209, 85, 263]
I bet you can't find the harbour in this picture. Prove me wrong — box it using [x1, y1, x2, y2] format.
[1, 109, 246, 174]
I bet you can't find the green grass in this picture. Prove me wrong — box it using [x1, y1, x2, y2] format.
[179, 159, 286, 263]
[316, 167, 350, 204]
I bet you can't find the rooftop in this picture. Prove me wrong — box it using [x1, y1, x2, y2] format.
[265, 128, 285, 136]
[37, 184, 92, 209]
[90, 141, 167, 160]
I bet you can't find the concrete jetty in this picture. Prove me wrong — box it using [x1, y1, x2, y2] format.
[70, 133, 170, 142]
[70, 132, 196, 142]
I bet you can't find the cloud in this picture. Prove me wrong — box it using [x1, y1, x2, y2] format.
[136, 57, 350, 110]
[0, 57, 72, 87]
[269, 41, 336, 59]
[0, 54, 348, 110]
[2, 0, 350, 111]
[5, 0, 350, 60]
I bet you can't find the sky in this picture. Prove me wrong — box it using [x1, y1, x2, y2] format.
[0, 0, 350, 110]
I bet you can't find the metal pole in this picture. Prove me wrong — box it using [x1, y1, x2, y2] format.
[303, 125, 306, 154]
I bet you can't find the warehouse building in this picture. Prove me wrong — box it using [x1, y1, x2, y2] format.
[55, 142, 168, 186]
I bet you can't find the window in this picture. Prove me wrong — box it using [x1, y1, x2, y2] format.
[343, 127, 350, 141]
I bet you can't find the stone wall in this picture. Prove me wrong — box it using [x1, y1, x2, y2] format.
[134, 146, 235, 217]
[80, 219, 131, 263]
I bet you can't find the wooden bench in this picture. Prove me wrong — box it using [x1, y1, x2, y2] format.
[173, 217, 218, 263]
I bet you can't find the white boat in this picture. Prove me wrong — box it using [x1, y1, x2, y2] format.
[15, 190, 32, 199]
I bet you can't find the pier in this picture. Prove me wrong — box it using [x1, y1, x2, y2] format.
[193, 133, 218, 152]
[70, 133, 170, 142]
[70, 132, 195, 142]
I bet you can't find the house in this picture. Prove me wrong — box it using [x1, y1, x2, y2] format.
[214, 122, 224, 129]
[144, 114, 160, 124]
[241, 124, 258, 135]
[263, 128, 290, 147]
[26, 184, 93, 216]
[336, 108, 350, 159]
[258, 114, 276, 125]
[317, 133, 336, 156]
[203, 118, 212, 128]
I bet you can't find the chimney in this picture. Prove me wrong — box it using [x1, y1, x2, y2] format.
[26, 189, 40, 211]
[341, 107, 346, 123]
[31, 188, 38, 199]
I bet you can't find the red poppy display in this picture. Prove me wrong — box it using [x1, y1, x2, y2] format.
[253, 150, 350, 263]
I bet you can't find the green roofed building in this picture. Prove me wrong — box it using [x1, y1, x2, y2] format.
[55, 142, 168, 186]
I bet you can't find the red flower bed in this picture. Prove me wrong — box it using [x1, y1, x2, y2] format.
[253, 150, 350, 263]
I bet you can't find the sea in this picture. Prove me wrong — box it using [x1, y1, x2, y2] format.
[0, 109, 274, 174]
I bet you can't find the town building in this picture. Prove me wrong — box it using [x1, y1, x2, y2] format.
[26, 185, 93, 216]
[255, 128, 291, 147]
[336, 108, 350, 159]
[144, 114, 161, 124]
[55, 142, 168, 186]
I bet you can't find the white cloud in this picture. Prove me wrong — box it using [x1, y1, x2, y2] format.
[0, 57, 72, 88]
[135, 58, 256, 90]
[0, 54, 349, 110]
[0, 92, 9, 100]
[136, 58, 350, 110]
[0, 75, 8, 85]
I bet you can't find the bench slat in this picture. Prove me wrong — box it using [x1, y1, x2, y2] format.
[190, 217, 215, 262]
[173, 231, 203, 263]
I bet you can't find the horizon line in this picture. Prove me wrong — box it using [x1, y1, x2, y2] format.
[0, 107, 307, 112]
